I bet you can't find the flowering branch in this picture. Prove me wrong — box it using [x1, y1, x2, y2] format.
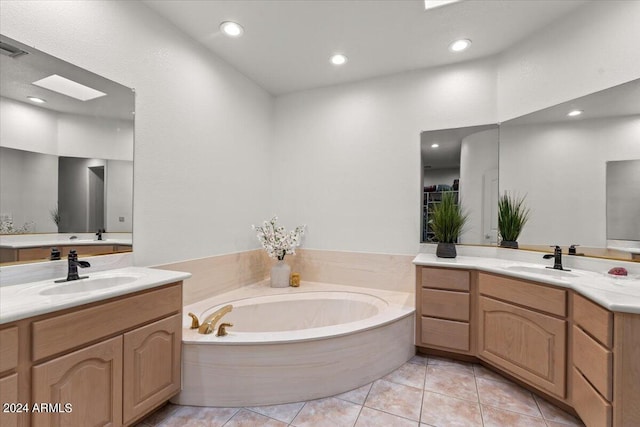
[252, 216, 306, 260]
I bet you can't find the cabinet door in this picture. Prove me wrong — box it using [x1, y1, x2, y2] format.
[0, 373, 19, 427]
[478, 296, 566, 398]
[122, 314, 181, 425]
[32, 336, 123, 427]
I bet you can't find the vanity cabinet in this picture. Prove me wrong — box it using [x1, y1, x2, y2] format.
[415, 265, 640, 427]
[416, 267, 474, 354]
[477, 273, 567, 398]
[0, 326, 20, 427]
[0, 281, 182, 427]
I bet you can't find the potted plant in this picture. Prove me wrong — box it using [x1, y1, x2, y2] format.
[253, 216, 306, 287]
[498, 192, 530, 249]
[429, 191, 468, 258]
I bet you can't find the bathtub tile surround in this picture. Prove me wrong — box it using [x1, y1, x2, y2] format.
[136, 355, 583, 427]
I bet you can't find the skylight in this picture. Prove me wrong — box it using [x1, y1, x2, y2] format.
[32, 74, 106, 101]
[424, 0, 462, 10]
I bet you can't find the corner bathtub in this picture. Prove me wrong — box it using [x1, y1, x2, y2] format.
[172, 282, 415, 407]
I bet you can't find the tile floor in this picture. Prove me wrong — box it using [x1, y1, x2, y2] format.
[135, 355, 584, 427]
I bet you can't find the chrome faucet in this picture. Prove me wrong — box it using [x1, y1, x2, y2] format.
[198, 304, 233, 334]
[543, 245, 570, 271]
[55, 249, 91, 282]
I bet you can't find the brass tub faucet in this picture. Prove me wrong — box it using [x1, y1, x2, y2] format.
[198, 304, 233, 334]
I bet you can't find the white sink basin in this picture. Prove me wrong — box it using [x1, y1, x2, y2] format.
[505, 265, 579, 278]
[40, 275, 141, 295]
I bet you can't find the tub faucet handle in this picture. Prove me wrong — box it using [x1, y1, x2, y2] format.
[188, 312, 200, 329]
[216, 322, 233, 337]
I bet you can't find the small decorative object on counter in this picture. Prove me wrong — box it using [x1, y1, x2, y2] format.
[290, 273, 300, 287]
[608, 267, 628, 276]
[253, 216, 306, 288]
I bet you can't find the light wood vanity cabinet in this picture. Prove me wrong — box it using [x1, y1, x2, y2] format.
[0, 282, 182, 427]
[477, 273, 567, 399]
[415, 266, 640, 427]
[0, 326, 20, 427]
[416, 267, 473, 353]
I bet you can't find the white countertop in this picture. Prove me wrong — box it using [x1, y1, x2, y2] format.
[0, 267, 191, 324]
[413, 253, 640, 314]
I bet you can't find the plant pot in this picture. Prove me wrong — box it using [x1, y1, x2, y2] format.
[500, 240, 519, 249]
[270, 259, 291, 288]
[436, 242, 457, 258]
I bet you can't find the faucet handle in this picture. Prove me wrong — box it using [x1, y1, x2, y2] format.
[216, 322, 233, 337]
[187, 312, 200, 329]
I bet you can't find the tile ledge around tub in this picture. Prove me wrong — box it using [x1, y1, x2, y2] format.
[413, 252, 640, 314]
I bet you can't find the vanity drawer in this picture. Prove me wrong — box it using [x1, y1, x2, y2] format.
[0, 326, 18, 373]
[421, 268, 469, 291]
[478, 273, 566, 317]
[32, 283, 182, 361]
[572, 325, 612, 400]
[421, 289, 469, 321]
[420, 317, 469, 351]
[573, 293, 613, 348]
[572, 367, 612, 427]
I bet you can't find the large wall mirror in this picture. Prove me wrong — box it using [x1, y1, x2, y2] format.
[420, 124, 499, 245]
[420, 79, 639, 261]
[0, 35, 134, 265]
[500, 79, 639, 260]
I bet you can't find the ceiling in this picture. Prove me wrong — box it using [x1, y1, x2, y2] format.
[421, 124, 497, 169]
[144, 0, 587, 95]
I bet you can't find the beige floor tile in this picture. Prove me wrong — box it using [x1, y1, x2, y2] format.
[364, 379, 423, 421]
[156, 406, 238, 427]
[409, 354, 429, 365]
[244, 401, 305, 424]
[383, 362, 427, 389]
[533, 395, 584, 426]
[355, 406, 419, 427]
[424, 365, 478, 402]
[138, 403, 180, 426]
[546, 421, 586, 427]
[421, 391, 483, 427]
[225, 409, 288, 427]
[334, 382, 373, 405]
[481, 405, 546, 427]
[476, 377, 541, 417]
[472, 364, 512, 384]
[291, 397, 361, 427]
[429, 356, 473, 371]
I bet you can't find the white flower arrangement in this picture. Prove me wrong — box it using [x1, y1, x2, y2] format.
[252, 216, 306, 261]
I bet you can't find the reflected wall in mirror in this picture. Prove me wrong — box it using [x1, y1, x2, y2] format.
[607, 159, 640, 246]
[420, 124, 499, 245]
[0, 35, 134, 265]
[499, 79, 640, 260]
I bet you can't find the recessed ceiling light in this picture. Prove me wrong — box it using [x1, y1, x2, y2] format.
[449, 39, 471, 52]
[220, 21, 244, 37]
[32, 74, 106, 101]
[27, 96, 46, 104]
[568, 110, 583, 117]
[330, 54, 348, 66]
[431, 143, 440, 148]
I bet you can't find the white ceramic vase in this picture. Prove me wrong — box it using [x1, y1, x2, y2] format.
[270, 259, 291, 288]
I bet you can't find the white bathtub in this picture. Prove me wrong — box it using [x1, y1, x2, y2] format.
[173, 282, 415, 407]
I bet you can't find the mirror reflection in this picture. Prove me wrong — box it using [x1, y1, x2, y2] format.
[0, 35, 134, 265]
[420, 124, 499, 245]
[499, 79, 639, 260]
